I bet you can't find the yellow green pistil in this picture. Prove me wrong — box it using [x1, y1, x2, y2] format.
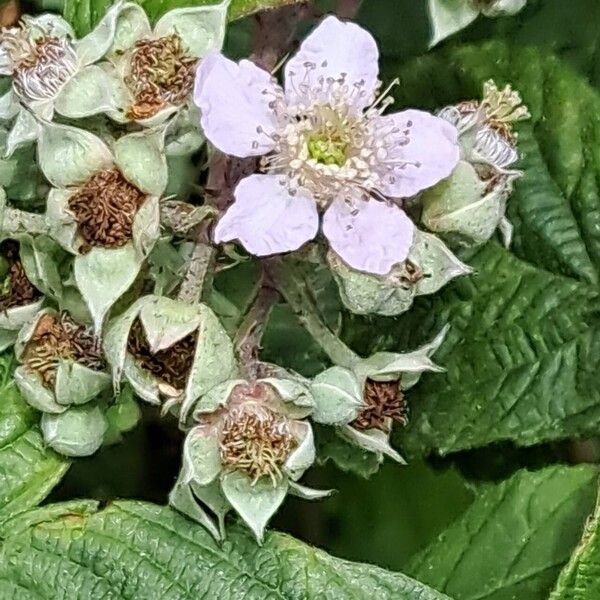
[307, 131, 348, 167]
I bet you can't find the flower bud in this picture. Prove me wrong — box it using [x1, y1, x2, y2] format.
[479, 0, 527, 18]
[41, 404, 108, 457]
[428, 0, 527, 47]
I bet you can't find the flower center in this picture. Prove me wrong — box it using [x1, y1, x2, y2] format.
[68, 168, 146, 252]
[125, 34, 196, 120]
[22, 312, 105, 388]
[1, 28, 78, 101]
[351, 379, 408, 432]
[127, 319, 197, 392]
[220, 402, 295, 485]
[0, 240, 41, 311]
[307, 128, 348, 166]
[258, 74, 415, 204]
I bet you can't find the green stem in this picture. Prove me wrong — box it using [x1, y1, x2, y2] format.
[265, 257, 359, 369]
[2, 209, 48, 236]
[177, 242, 215, 304]
[234, 280, 278, 378]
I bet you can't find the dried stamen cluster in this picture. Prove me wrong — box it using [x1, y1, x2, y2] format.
[68, 168, 146, 251]
[0, 241, 41, 311]
[22, 312, 105, 387]
[453, 81, 529, 144]
[351, 379, 408, 432]
[1, 28, 78, 101]
[125, 34, 196, 120]
[480, 80, 529, 140]
[399, 260, 424, 288]
[220, 403, 296, 484]
[127, 319, 197, 390]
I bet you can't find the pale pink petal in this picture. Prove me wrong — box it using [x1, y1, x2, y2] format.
[284, 16, 379, 111]
[322, 194, 415, 275]
[214, 174, 319, 256]
[194, 53, 281, 157]
[373, 109, 459, 198]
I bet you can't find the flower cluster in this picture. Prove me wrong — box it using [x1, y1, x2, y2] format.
[0, 4, 528, 543]
[0, 1, 231, 454]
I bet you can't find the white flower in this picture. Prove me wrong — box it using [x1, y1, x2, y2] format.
[194, 16, 460, 275]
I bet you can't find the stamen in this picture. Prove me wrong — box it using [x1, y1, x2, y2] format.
[125, 34, 196, 120]
[22, 311, 105, 388]
[69, 168, 146, 251]
[351, 379, 408, 432]
[220, 400, 296, 485]
[127, 319, 197, 391]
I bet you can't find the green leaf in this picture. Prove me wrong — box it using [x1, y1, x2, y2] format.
[393, 243, 600, 456]
[407, 465, 598, 600]
[0, 499, 451, 599]
[368, 42, 600, 456]
[64, 0, 306, 37]
[447, 0, 600, 89]
[0, 358, 70, 526]
[551, 485, 600, 599]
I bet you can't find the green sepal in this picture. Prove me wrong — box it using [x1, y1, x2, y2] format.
[221, 470, 288, 544]
[41, 404, 108, 457]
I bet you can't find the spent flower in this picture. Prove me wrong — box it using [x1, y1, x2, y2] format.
[310, 329, 447, 462]
[421, 80, 530, 246]
[170, 367, 324, 542]
[0, 4, 126, 154]
[103, 295, 235, 416]
[101, 1, 229, 126]
[194, 16, 459, 275]
[0, 238, 44, 350]
[14, 308, 110, 413]
[39, 121, 165, 331]
[13, 308, 113, 456]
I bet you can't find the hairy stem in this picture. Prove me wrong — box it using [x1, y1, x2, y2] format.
[335, 0, 363, 18]
[177, 242, 214, 304]
[265, 257, 359, 369]
[2, 209, 48, 236]
[160, 200, 217, 235]
[234, 280, 279, 378]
